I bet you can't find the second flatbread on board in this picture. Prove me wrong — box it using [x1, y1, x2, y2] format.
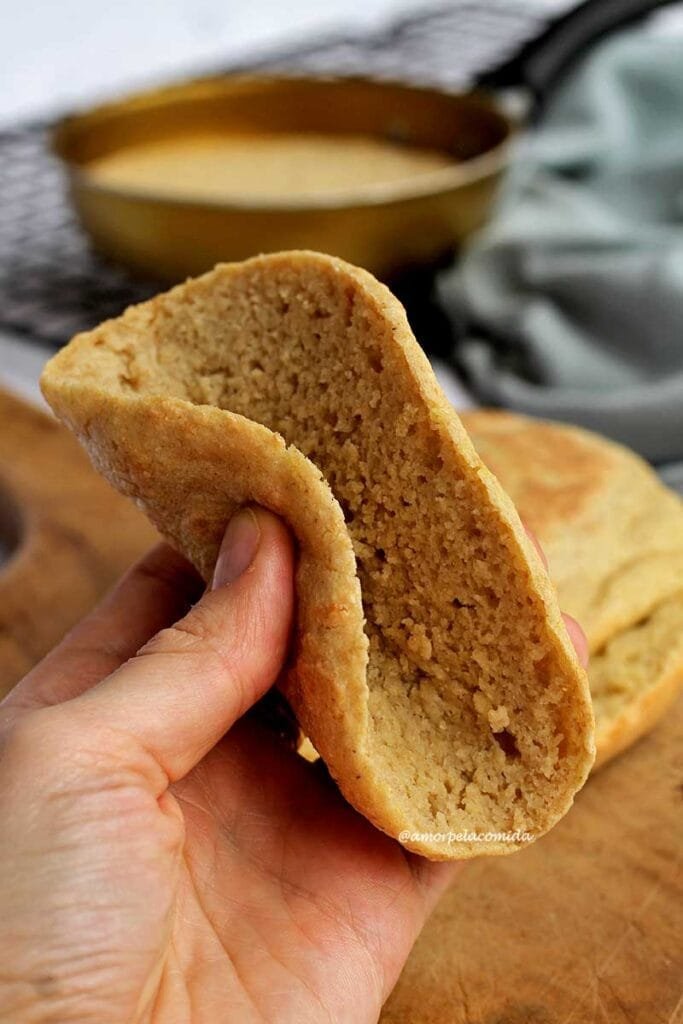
[462, 410, 683, 769]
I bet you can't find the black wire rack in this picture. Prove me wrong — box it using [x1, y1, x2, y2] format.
[0, 1, 560, 349]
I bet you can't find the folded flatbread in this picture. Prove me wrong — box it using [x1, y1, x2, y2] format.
[41, 252, 594, 858]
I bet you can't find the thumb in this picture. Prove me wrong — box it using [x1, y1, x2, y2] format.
[69, 507, 295, 782]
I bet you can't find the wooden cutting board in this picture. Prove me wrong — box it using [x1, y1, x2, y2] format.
[1, 387, 681, 1023]
[0, 387, 156, 694]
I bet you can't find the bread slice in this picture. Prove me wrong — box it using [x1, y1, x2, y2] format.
[41, 251, 594, 858]
[462, 410, 683, 768]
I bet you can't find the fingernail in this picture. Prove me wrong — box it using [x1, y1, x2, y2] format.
[212, 508, 261, 588]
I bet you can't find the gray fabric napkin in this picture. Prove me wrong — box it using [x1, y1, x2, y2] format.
[438, 26, 683, 484]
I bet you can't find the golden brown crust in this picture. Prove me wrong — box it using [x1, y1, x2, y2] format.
[594, 656, 683, 769]
[42, 252, 594, 858]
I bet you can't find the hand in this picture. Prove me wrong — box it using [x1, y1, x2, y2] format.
[0, 508, 458, 1024]
[0, 507, 587, 1024]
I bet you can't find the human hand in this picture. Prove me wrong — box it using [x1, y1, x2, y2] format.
[0, 507, 461, 1024]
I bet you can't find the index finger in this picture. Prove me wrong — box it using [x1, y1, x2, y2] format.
[1, 543, 203, 719]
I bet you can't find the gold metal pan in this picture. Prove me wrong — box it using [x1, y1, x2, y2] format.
[53, 75, 514, 281]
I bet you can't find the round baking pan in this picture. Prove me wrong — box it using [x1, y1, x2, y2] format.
[53, 75, 514, 281]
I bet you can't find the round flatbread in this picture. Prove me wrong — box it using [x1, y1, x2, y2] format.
[41, 252, 594, 858]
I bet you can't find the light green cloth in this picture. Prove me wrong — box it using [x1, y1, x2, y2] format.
[438, 27, 683, 485]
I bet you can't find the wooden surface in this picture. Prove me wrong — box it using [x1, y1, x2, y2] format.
[0, 387, 155, 696]
[1, 388, 681, 1023]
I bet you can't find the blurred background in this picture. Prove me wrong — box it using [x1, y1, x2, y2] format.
[2, 0, 683, 483]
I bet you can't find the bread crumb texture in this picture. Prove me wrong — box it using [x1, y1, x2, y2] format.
[41, 252, 594, 858]
[463, 410, 683, 770]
